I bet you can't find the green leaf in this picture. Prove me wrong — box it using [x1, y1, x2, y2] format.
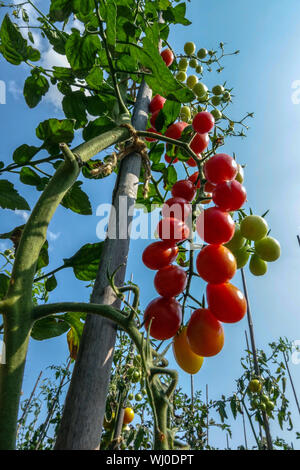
[13, 144, 40, 164]
[36, 241, 49, 271]
[45, 275, 58, 292]
[134, 426, 145, 450]
[65, 30, 101, 76]
[63, 312, 85, 337]
[83, 116, 115, 141]
[31, 316, 69, 341]
[72, 0, 94, 17]
[163, 3, 191, 25]
[36, 118, 74, 145]
[49, 0, 73, 22]
[65, 242, 104, 281]
[0, 14, 28, 65]
[149, 143, 164, 164]
[85, 65, 103, 90]
[26, 45, 40, 62]
[23, 73, 50, 108]
[0, 180, 30, 210]
[61, 181, 92, 215]
[106, 0, 117, 49]
[43, 28, 68, 55]
[62, 91, 87, 128]
[52, 66, 74, 81]
[85, 95, 107, 116]
[163, 165, 177, 190]
[155, 99, 181, 132]
[0, 273, 10, 300]
[20, 167, 41, 187]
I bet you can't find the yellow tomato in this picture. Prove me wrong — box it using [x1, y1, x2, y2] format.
[173, 326, 204, 374]
[123, 407, 134, 424]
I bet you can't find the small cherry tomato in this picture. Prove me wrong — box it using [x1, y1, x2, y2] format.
[196, 244, 237, 284]
[173, 326, 204, 374]
[157, 217, 190, 242]
[165, 154, 178, 164]
[171, 179, 197, 201]
[165, 121, 189, 140]
[192, 111, 215, 134]
[143, 296, 182, 340]
[204, 154, 238, 184]
[212, 180, 247, 211]
[196, 207, 235, 244]
[162, 197, 192, 221]
[123, 407, 134, 424]
[160, 48, 174, 67]
[188, 171, 201, 189]
[154, 265, 187, 297]
[149, 95, 166, 114]
[190, 132, 209, 155]
[187, 308, 224, 357]
[142, 241, 178, 270]
[206, 282, 247, 323]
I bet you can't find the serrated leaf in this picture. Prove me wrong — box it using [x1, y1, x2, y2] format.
[49, 0, 73, 22]
[61, 181, 92, 215]
[82, 116, 115, 141]
[85, 66, 103, 90]
[43, 28, 68, 55]
[155, 99, 181, 132]
[0, 14, 28, 65]
[134, 426, 145, 450]
[163, 3, 191, 25]
[0, 180, 30, 210]
[106, 0, 117, 49]
[65, 242, 104, 281]
[23, 73, 50, 108]
[65, 30, 101, 76]
[36, 118, 74, 145]
[62, 91, 87, 128]
[31, 316, 69, 341]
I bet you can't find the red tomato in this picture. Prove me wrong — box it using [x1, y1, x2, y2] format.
[143, 296, 182, 340]
[186, 157, 198, 167]
[190, 133, 209, 155]
[188, 171, 201, 189]
[162, 197, 192, 221]
[165, 121, 189, 140]
[150, 109, 160, 129]
[154, 265, 187, 297]
[171, 180, 197, 201]
[206, 282, 247, 323]
[212, 180, 247, 211]
[196, 207, 235, 244]
[157, 217, 190, 242]
[123, 407, 134, 424]
[187, 308, 224, 357]
[145, 127, 160, 142]
[142, 241, 178, 270]
[204, 154, 238, 184]
[149, 95, 166, 114]
[196, 244, 237, 283]
[160, 48, 174, 67]
[204, 181, 216, 193]
[192, 112, 215, 134]
[165, 154, 179, 164]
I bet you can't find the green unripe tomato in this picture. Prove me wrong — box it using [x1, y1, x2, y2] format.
[192, 82, 208, 98]
[212, 85, 224, 95]
[198, 92, 209, 103]
[133, 354, 141, 367]
[211, 108, 222, 121]
[141, 388, 147, 396]
[233, 246, 250, 269]
[260, 403, 267, 412]
[180, 105, 191, 121]
[249, 254, 268, 276]
[211, 95, 221, 106]
[254, 237, 281, 262]
[128, 393, 134, 401]
[248, 379, 262, 393]
[240, 215, 269, 241]
[176, 71, 187, 82]
[195, 65, 203, 74]
[131, 370, 141, 383]
[178, 58, 188, 70]
[135, 393, 143, 402]
[197, 48, 208, 59]
[223, 91, 231, 101]
[189, 58, 198, 68]
[261, 394, 269, 404]
[235, 164, 244, 183]
[186, 75, 198, 89]
[184, 41, 196, 56]
[224, 225, 246, 252]
[266, 401, 275, 412]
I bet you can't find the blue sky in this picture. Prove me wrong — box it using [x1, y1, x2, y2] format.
[1, 0, 300, 449]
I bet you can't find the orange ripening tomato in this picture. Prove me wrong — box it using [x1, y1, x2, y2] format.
[196, 244, 237, 284]
[173, 326, 204, 374]
[187, 308, 224, 357]
[123, 407, 134, 424]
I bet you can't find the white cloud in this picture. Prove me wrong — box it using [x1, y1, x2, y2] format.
[8, 81, 23, 100]
[0, 242, 8, 252]
[15, 210, 30, 222]
[48, 230, 61, 242]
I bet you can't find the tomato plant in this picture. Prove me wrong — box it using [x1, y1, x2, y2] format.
[143, 297, 182, 340]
